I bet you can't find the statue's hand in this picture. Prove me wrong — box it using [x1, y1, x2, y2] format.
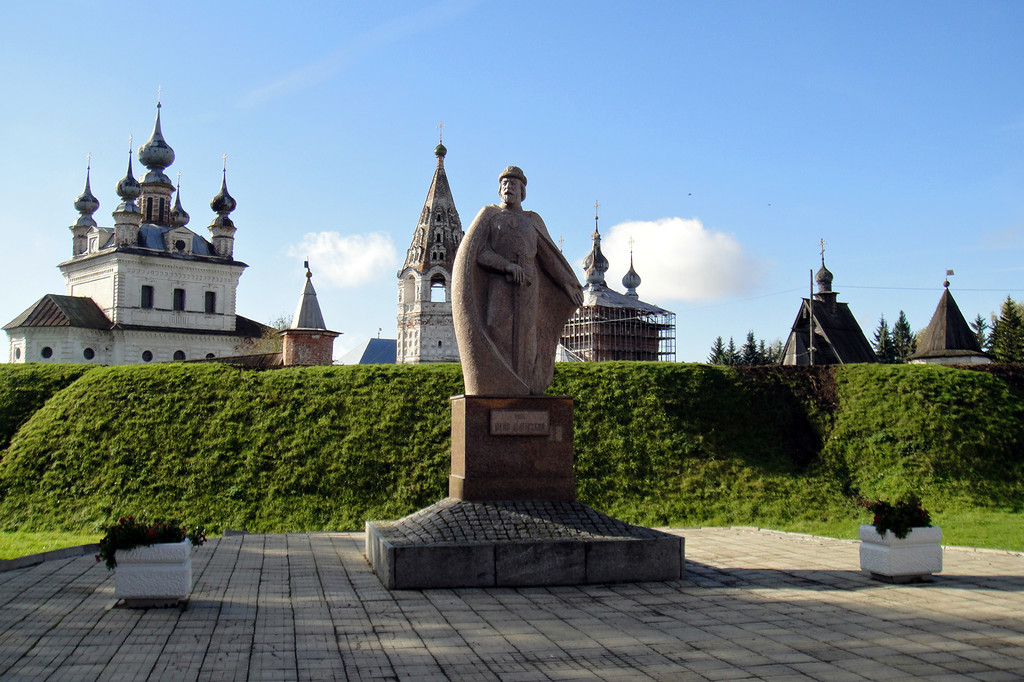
[567, 282, 584, 306]
[506, 262, 526, 284]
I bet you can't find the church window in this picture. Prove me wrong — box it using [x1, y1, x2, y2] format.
[83, 348, 95, 360]
[205, 353, 215, 359]
[205, 291, 216, 313]
[175, 239, 186, 252]
[141, 285, 154, 309]
[14, 347, 21, 360]
[41, 346, 53, 359]
[145, 197, 154, 222]
[142, 350, 153, 362]
[173, 288, 186, 311]
[173, 350, 186, 361]
[158, 198, 166, 224]
[430, 275, 446, 303]
[435, 232, 442, 242]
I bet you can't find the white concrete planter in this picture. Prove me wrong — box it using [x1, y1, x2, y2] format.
[859, 524, 942, 583]
[114, 539, 192, 606]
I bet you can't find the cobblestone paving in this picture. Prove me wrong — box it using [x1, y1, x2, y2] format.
[1, 527, 1022, 680]
[373, 499, 666, 546]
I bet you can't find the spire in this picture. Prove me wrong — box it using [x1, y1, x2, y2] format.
[114, 145, 141, 213]
[622, 238, 641, 298]
[814, 238, 833, 294]
[402, 139, 463, 273]
[209, 162, 236, 223]
[290, 262, 328, 330]
[583, 201, 609, 287]
[73, 158, 100, 228]
[170, 173, 190, 227]
[137, 101, 175, 187]
[208, 158, 238, 259]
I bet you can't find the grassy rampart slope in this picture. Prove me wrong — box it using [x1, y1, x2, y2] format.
[0, 362, 1020, 547]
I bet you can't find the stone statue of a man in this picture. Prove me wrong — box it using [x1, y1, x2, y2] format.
[452, 166, 584, 395]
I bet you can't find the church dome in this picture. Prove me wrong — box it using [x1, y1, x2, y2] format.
[210, 173, 236, 214]
[115, 153, 142, 205]
[435, 142, 447, 158]
[170, 181, 190, 227]
[583, 226, 609, 287]
[138, 104, 175, 175]
[74, 167, 100, 226]
[622, 257, 641, 298]
[815, 261, 834, 293]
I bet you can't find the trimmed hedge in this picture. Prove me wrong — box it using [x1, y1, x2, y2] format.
[0, 362, 1020, 533]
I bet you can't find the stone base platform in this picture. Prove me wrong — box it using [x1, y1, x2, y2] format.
[366, 498, 684, 589]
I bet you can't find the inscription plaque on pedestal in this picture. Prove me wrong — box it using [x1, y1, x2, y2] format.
[450, 395, 574, 501]
[490, 410, 550, 436]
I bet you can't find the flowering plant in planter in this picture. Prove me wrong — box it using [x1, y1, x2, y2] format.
[97, 517, 207, 570]
[862, 494, 932, 540]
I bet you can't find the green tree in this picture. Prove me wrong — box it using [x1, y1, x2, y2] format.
[990, 296, 1024, 363]
[740, 331, 760, 365]
[970, 314, 991, 352]
[725, 337, 739, 365]
[707, 336, 727, 364]
[891, 311, 916, 363]
[873, 315, 897, 364]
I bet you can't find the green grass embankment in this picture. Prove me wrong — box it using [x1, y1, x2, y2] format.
[0, 362, 1020, 550]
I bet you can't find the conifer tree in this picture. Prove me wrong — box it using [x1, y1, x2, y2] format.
[970, 314, 991, 352]
[707, 336, 727, 364]
[725, 337, 739, 365]
[740, 331, 760, 365]
[990, 296, 1024, 363]
[891, 310, 916, 363]
[873, 314, 897, 363]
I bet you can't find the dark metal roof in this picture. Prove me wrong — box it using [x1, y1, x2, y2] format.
[340, 338, 397, 364]
[582, 284, 672, 315]
[187, 352, 284, 369]
[781, 297, 876, 365]
[3, 295, 112, 330]
[910, 287, 990, 360]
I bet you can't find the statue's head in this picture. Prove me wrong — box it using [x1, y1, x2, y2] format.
[498, 166, 527, 204]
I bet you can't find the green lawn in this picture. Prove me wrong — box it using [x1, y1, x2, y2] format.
[0, 532, 102, 560]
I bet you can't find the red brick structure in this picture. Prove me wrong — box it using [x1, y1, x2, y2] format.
[279, 265, 339, 366]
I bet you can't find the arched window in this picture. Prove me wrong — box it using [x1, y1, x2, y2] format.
[430, 275, 446, 303]
[402, 275, 416, 304]
[173, 350, 186, 361]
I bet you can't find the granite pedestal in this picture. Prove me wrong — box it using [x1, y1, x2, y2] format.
[365, 395, 685, 589]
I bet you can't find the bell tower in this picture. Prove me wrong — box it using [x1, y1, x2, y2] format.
[396, 137, 463, 363]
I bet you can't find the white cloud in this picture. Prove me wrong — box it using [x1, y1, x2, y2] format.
[287, 231, 397, 288]
[596, 217, 766, 302]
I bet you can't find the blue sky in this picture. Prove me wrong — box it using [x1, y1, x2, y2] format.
[2, 1, 1023, 362]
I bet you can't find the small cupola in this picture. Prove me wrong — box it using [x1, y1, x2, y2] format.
[582, 204, 609, 288]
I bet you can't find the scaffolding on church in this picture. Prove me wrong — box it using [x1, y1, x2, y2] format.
[561, 302, 676, 362]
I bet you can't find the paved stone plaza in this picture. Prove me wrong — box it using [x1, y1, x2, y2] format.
[1, 527, 1022, 680]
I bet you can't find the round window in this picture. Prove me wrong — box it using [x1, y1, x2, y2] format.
[83, 348, 95, 360]
[175, 239, 186, 251]
[173, 350, 186, 361]
[41, 346, 53, 359]
[142, 350, 153, 362]
[205, 353, 215, 359]
[14, 347, 22, 360]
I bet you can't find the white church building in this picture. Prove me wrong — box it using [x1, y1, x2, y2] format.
[4, 103, 269, 365]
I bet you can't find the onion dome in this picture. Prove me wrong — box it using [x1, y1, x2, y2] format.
[209, 170, 236, 226]
[73, 165, 100, 227]
[170, 178, 190, 227]
[138, 103, 175, 186]
[115, 152, 142, 212]
[435, 142, 447, 159]
[815, 258, 834, 294]
[622, 253, 642, 299]
[583, 219, 609, 287]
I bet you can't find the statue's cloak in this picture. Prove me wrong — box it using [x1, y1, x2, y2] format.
[452, 205, 580, 396]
